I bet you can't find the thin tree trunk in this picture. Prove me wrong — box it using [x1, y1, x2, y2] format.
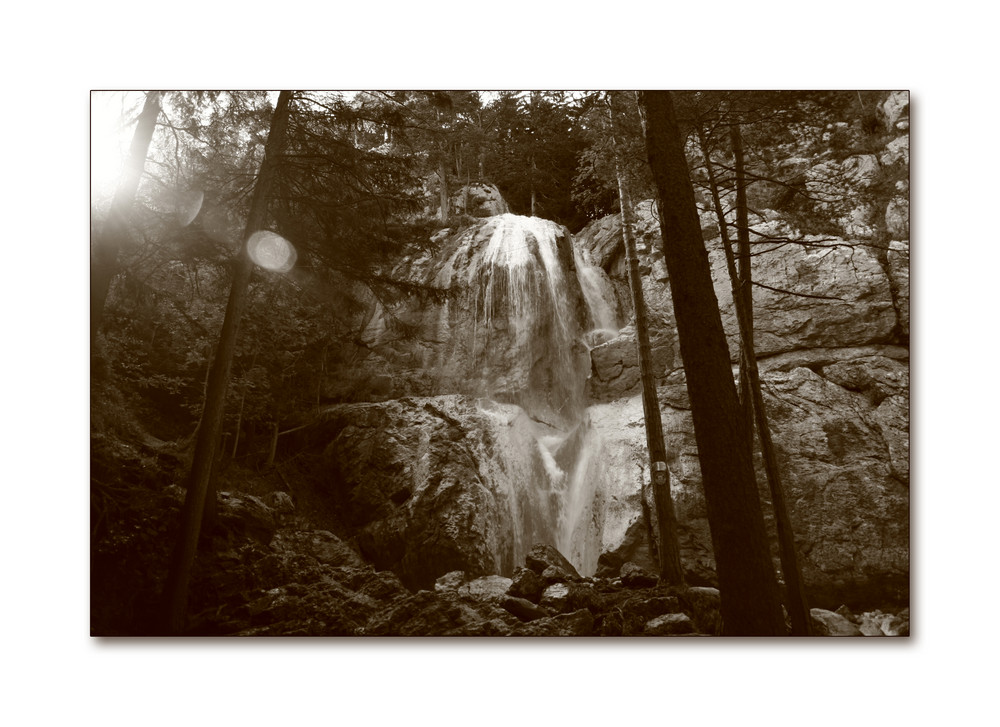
[160, 91, 293, 635]
[91, 91, 162, 348]
[608, 95, 683, 585]
[530, 155, 538, 217]
[637, 91, 785, 636]
[266, 422, 279, 468]
[231, 390, 246, 459]
[439, 158, 449, 224]
[463, 169, 471, 214]
[731, 123, 812, 635]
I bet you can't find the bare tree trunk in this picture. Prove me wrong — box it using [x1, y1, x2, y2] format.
[637, 91, 785, 636]
[608, 95, 683, 585]
[160, 91, 293, 635]
[265, 422, 279, 468]
[530, 155, 538, 217]
[231, 390, 246, 459]
[439, 158, 449, 224]
[731, 124, 812, 635]
[91, 91, 162, 348]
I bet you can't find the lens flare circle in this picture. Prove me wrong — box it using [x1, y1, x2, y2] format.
[176, 190, 204, 227]
[247, 230, 297, 273]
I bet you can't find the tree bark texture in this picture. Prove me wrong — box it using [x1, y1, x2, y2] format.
[438, 158, 449, 223]
[91, 91, 162, 348]
[636, 91, 785, 635]
[608, 95, 684, 585]
[161, 91, 293, 634]
[698, 122, 811, 634]
[731, 123, 812, 635]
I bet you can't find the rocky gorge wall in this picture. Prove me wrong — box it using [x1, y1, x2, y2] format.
[577, 201, 909, 607]
[299, 105, 909, 610]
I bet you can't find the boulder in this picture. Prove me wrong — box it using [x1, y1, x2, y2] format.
[879, 91, 909, 131]
[434, 570, 466, 593]
[810, 608, 863, 636]
[525, 544, 581, 579]
[458, 575, 513, 602]
[680, 587, 722, 636]
[540, 582, 599, 615]
[452, 182, 510, 217]
[269, 530, 364, 568]
[620, 562, 658, 589]
[517, 609, 594, 636]
[644, 613, 695, 636]
[217, 492, 277, 546]
[881, 135, 909, 166]
[507, 566, 547, 603]
[501, 596, 548, 622]
[265, 491, 295, 514]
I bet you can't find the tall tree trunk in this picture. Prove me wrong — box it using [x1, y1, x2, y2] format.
[530, 155, 538, 217]
[439, 158, 449, 224]
[732, 125, 754, 426]
[608, 95, 683, 585]
[731, 123, 812, 635]
[637, 91, 785, 636]
[91, 91, 162, 348]
[160, 91, 293, 634]
[697, 122, 811, 634]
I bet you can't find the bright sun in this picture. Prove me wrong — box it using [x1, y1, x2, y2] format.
[91, 91, 145, 204]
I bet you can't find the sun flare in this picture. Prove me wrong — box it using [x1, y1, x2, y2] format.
[90, 91, 144, 204]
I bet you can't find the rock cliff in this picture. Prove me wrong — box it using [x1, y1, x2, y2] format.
[299, 109, 909, 611]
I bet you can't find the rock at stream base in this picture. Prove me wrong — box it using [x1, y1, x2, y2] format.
[525, 544, 581, 579]
[810, 608, 863, 636]
[644, 613, 695, 635]
[620, 562, 659, 589]
[507, 566, 547, 603]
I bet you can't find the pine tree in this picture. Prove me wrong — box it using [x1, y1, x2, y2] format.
[637, 90, 786, 635]
[160, 91, 293, 634]
[608, 94, 683, 585]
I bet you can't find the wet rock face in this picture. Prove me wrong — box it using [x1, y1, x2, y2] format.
[309, 183, 908, 612]
[361, 214, 602, 428]
[305, 395, 610, 590]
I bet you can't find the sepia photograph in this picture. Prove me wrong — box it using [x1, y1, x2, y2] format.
[90, 90, 910, 637]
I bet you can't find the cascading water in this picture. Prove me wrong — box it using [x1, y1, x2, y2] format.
[448, 214, 621, 575]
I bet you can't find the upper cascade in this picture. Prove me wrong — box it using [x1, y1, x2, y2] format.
[402, 213, 621, 428]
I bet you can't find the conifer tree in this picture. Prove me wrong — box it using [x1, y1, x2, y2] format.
[161, 91, 293, 634]
[607, 93, 683, 585]
[637, 90, 786, 635]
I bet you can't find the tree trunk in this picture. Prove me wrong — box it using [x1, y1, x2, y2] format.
[266, 422, 279, 468]
[731, 124, 812, 635]
[231, 390, 246, 459]
[439, 158, 449, 224]
[91, 91, 162, 348]
[637, 91, 785, 636]
[608, 95, 683, 585]
[697, 122, 811, 634]
[530, 155, 538, 217]
[160, 91, 293, 635]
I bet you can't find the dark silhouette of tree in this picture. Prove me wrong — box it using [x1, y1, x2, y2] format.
[637, 90, 786, 636]
[695, 120, 812, 635]
[161, 91, 293, 634]
[607, 94, 683, 585]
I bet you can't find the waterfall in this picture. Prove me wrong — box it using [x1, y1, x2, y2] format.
[574, 247, 620, 339]
[451, 214, 620, 575]
[365, 214, 624, 576]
